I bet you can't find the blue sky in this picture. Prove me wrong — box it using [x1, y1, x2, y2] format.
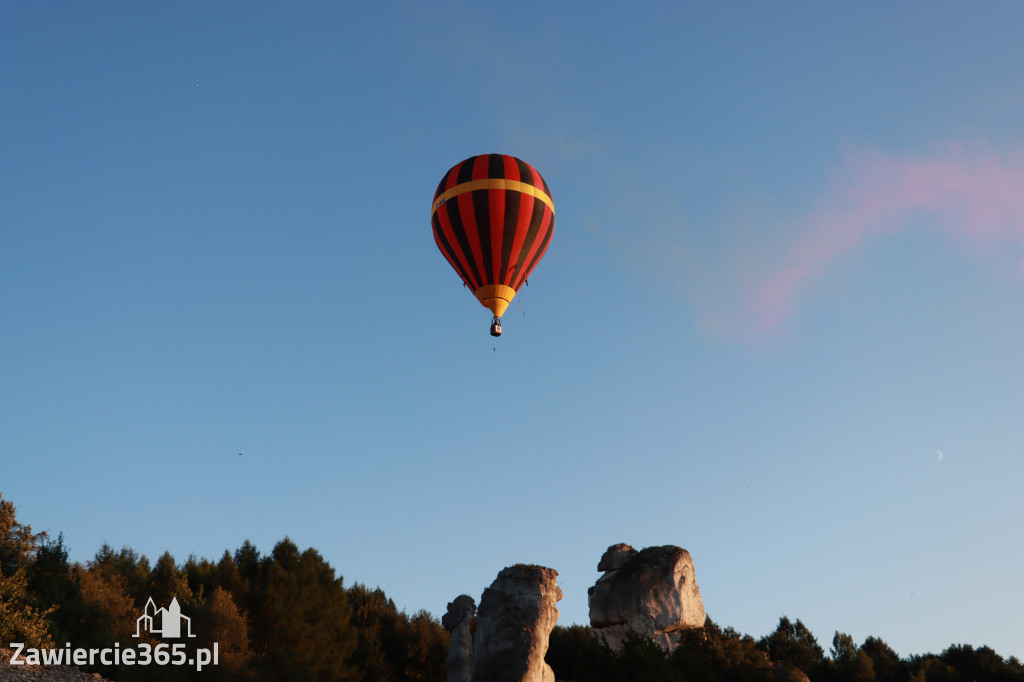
[2, 0, 1022, 661]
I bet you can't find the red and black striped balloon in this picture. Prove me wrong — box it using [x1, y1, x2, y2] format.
[431, 154, 554, 319]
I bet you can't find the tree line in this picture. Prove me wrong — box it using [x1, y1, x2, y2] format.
[548, 617, 1024, 682]
[1, 493, 446, 680]
[2, 493, 1022, 681]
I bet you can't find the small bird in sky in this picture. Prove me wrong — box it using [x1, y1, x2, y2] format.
[237, 452, 242, 456]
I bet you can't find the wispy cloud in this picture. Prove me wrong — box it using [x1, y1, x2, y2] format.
[744, 144, 1024, 336]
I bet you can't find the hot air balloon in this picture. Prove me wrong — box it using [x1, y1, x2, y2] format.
[431, 154, 555, 337]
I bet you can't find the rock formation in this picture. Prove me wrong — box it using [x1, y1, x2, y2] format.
[442, 595, 476, 682]
[597, 542, 637, 572]
[471, 565, 562, 682]
[588, 543, 706, 651]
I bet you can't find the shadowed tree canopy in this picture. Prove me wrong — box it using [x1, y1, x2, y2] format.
[0, 494, 44, 575]
[248, 538, 359, 681]
[759, 616, 824, 674]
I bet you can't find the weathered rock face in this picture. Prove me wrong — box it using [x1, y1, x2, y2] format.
[588, 543, 706, 651]
[442, 595, 476, 682]
[597, 543, 638, 572]
[471, 565, 562, 682]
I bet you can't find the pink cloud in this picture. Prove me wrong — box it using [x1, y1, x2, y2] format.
[746, 145, 1024, 334]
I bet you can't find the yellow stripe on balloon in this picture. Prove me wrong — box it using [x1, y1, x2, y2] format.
[431, 179, 554, 216]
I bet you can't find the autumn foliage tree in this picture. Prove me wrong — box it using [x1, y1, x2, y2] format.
[0, 495, 54, 648]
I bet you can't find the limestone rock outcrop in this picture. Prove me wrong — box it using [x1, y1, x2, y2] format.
[597, 542, 638, 572]
[442, 595, 476, 682]
[588, 543, 706, 651]
[471, 565, 562, 682]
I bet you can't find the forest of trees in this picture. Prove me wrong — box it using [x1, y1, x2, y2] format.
[2, 493, 1022, 681]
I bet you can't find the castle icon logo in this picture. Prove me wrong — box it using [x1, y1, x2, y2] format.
[133, 597, 196, 638]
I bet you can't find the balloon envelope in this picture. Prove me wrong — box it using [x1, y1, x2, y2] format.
[431, 154, 554, 318]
